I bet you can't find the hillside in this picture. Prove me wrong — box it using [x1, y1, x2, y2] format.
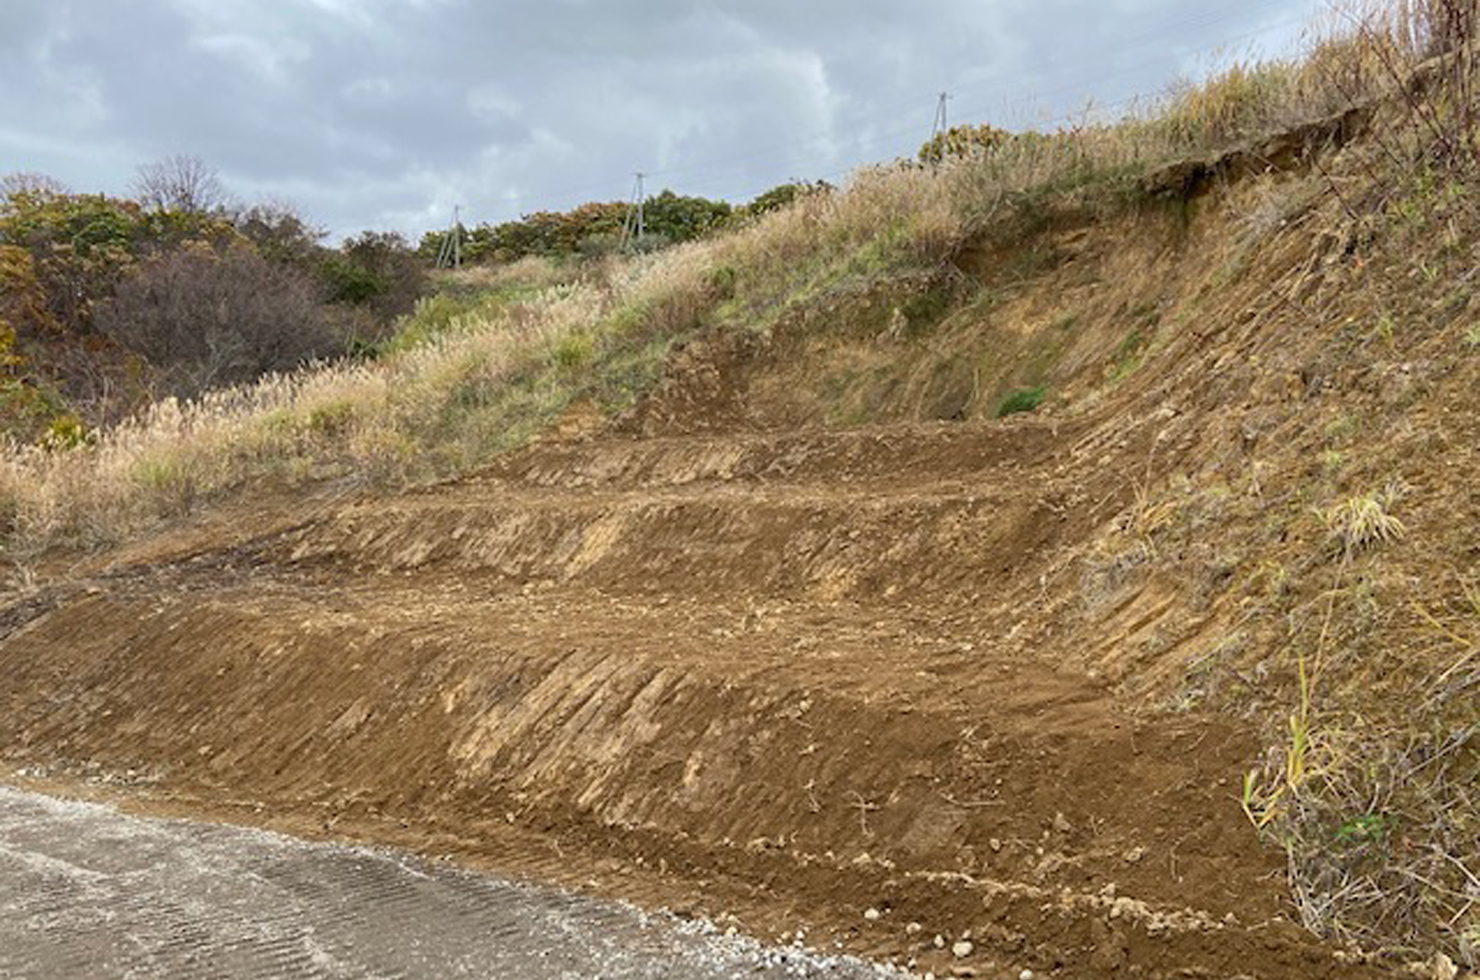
[2, 4, 1478, 978]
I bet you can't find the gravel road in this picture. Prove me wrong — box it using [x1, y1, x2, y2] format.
[0, 786, 904, 979]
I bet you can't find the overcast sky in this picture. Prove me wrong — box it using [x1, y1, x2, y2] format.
[1, 0, 1324, 241]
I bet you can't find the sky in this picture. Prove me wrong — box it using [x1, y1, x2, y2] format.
[0, 0, 1326, 241]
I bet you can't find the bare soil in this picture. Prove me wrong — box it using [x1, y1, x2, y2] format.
[0, 410, 1396, 979]
[11, 161, 1478, 977]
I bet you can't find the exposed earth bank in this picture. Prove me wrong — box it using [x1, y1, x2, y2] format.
[7, 127, 1479, 978]
[0, 414, 1398, 979]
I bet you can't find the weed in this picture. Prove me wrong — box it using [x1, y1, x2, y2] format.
[552, 332, 595, 370]
[1321, 481, 1409, 556]
[1465, 324, 1480, 347]
[1334, 813, 1391, 846]
[1109, 330, 1149, 382]
[306, 400, 356, 437]
[37, 414, 91, 451]
[995, 386, 1046, 418]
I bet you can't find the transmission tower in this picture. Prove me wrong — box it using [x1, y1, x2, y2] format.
[930, 91, 952, 140]
[436, 205, 463, 269]
[621, 172, 646, 252]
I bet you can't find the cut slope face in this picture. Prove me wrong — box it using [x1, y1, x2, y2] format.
[5, 133, 1479, 976]
[0, 416, 1391, 979]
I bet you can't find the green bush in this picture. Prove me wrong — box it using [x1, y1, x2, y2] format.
[918, 124, 1011, 165]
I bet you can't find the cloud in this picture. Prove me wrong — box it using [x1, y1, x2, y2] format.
[0, 0, 1322, 239]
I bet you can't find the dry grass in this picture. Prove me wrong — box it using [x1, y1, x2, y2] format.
[1322, 481, 1410, 556]
[0, 242, 720, 556]
[1, 2, 1471, 557]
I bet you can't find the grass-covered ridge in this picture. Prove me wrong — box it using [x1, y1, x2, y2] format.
[2, 0, 1473, 556]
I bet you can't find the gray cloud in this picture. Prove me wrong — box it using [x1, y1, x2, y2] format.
[0, 0, 1320, 239]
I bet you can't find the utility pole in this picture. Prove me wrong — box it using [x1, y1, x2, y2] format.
[452, 204, 462, 269]
[931, 91, 952, 140]
[621, 172, 646, 252]
[435, 205, 463, 270]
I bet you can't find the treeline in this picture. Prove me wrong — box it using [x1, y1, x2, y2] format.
[0, 158, 426, 443]
[416, 128, 1012, 268]
[420, 181, 832, 265]
[0, 130, 1006, 443]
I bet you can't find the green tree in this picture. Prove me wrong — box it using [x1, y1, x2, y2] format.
[642, 189, 732, 243]
[918, 123, 1011, 165]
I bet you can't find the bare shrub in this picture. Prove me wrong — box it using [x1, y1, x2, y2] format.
[133, 155, 229, 215]
[96, 243, 341, 398]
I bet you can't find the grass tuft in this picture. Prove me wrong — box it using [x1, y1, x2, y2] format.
[1321, 481, 1409, 556]
[995, 386, 1047, 418]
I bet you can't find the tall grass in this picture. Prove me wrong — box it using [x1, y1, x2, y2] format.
[3, 0, 1477, 560]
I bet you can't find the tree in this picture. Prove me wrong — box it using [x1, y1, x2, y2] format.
[321, 230, 427, 323]
[1, 172, 68, 201]
[234, 201, 327, 268]
[641, 189, 732, 243]
[133, 154, 229, 214]
[745, 180, 833, 217]
[917, 124, 1011, 165]
[96, 242, 339, 397]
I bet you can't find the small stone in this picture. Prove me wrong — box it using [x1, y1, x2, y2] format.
[905, 921, 923, 935]
[1053, 812, 1073, 834]
[988, 838, 1002, 853]
[934, 934, 947, 949]
[1123, 846, 1147, 863]
[1020, 970, 1036, 980]
[864, 907, 881, 922]
[952, 940, 974, 958]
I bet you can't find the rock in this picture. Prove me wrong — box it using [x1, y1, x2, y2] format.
[934, 934, 947, 949]
[905, 921, 923, 935]
[864, 907, 881, 922]
[952, 940, 974, 958]
[1020, 971, 1036, 980]
[1053, 812, 1073, 834]
[988, 838, 1002, 853]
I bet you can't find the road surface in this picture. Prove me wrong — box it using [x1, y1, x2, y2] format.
[0, 786, 902, 979]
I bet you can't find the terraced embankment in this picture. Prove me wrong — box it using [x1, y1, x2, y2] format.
[0, 411, 1396, 980]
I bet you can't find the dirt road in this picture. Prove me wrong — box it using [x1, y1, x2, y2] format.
[0, 785, 903, 979]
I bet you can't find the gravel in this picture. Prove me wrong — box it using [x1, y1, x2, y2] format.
[0, 786, 912, 980]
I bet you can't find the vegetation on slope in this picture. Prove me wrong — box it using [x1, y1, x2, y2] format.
[0, 161, 428, 442]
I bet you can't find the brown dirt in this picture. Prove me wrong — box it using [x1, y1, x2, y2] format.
[0, 413, 1400, 979]
[10, 155, 1477, 977]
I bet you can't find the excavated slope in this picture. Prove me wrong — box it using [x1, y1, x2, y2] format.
[10, 143, 1471, 976]
[0, 413, 1393, 979]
